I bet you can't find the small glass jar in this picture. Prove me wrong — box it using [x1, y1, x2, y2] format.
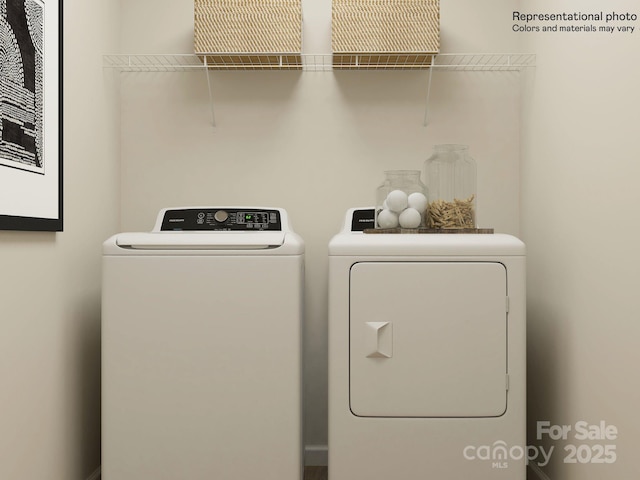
[375, 170, 428, 229]
[423, 144, 477, 229]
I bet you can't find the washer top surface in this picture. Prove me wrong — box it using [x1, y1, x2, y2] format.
[329, 208, 525, 257]
[104, 206, 304, 256]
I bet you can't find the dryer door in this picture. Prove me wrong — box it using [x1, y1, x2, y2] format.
[349, 261, 508, 418]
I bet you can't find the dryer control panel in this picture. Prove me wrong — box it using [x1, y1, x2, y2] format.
[160, 208, 282, 231]
[350, 208, 375, 231]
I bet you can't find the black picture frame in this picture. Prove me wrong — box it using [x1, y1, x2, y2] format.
[0, 0, 63, 231]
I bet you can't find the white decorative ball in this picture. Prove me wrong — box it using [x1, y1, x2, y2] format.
[408, 192, 428, 212]
[385, 190, 408, 212]
[377, 209, 399, 229]
[399, 208, 422, 228]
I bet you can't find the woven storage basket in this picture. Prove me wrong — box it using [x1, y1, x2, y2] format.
[194, 0, 302, 69]
[332, 0, 439, 68]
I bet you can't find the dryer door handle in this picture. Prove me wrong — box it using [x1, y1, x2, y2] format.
[365, 322, 393, 358]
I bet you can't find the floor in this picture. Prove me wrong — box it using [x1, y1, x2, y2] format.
[304, 466, 328, 480]
[306, 465, 539, 479]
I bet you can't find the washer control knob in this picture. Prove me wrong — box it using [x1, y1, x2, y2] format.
[214, 210, 229, 223]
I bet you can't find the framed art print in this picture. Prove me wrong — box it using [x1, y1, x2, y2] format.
[0, 0, 62, 231]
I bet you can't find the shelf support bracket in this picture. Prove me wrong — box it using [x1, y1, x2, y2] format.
[203, 56, 217, 127]
[423, 55, 435, 126]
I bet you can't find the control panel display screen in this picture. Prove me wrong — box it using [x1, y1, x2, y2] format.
[237, 212, 269, 225]
[160, 208, 282, 231]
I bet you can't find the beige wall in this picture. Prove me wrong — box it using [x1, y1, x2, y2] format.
[0, 1, 119, 479]
[6, 1, 638, 478]
[522, 0, 640, 478]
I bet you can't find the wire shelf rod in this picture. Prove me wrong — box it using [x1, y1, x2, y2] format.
[103, 53, 535, 72]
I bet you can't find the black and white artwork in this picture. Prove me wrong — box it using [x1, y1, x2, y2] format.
[1, 0, 44, 174]
[0, 0, 61, 231]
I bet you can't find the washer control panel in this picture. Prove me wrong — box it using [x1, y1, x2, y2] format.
[160, 208, 282, 231]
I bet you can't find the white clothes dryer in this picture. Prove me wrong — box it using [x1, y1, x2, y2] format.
[102, 207, 304, 480]
[328, 208, 526, 479]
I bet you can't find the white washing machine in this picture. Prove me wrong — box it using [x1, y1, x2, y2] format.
[328, 208, 526, 479]
[102, 207, 304, 480]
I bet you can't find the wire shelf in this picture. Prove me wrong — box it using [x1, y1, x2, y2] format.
[103, 52, 535, 127]
[103, 54, 205, 72]
[431, 53, 536, 71]
[102, 53, 535, 72]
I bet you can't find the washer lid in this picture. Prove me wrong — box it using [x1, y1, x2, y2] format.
[103, 206, 304, 255]
[114, 231, 287, 250]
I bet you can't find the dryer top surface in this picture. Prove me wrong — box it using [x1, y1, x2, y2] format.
[329, 231, 525, 257]
[329, 208, 525, 257]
